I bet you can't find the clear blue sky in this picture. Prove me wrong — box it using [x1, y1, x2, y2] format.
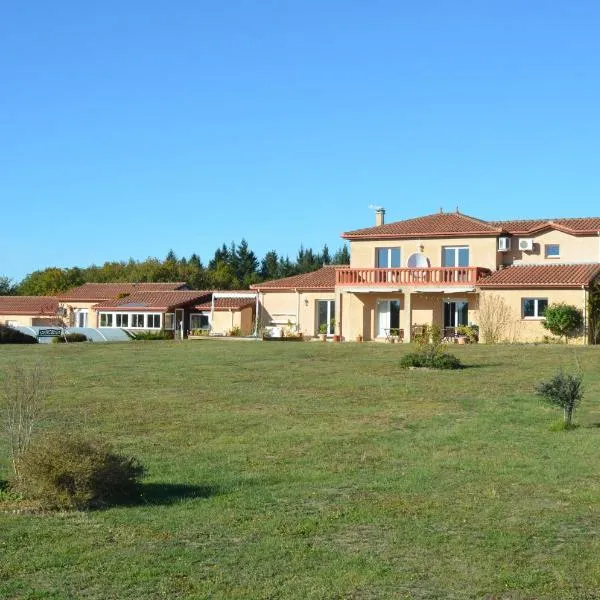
[2, 1, 600, 282]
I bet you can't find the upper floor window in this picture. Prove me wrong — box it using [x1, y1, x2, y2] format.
[442, 246, 469, 267]
[376, 247, 401, 268]
[545, 244, 560, 258]
[523, 298, 548, 319]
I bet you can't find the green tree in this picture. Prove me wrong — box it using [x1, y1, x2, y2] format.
[542, 303, 583, 344]
[0, 276, 15, 295]
[332, 245, 350, 265]
[536, 370, 583, 427]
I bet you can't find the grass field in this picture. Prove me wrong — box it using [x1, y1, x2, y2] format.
[1, 340, 600, 599]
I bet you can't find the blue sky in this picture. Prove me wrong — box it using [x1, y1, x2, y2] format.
[2, 1, 600, 281]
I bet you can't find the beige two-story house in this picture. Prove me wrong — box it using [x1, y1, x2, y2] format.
[335, 209, 600, 343]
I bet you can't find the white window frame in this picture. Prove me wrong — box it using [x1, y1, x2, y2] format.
[522, 298, 548, 319]
[147, 314, 161, 329]
[544, 244, 560, 259]
[375, 247, 401, 268]
[99, 313, 113, 327]
[315, 300, 335, 335]
[115, 313, 129, 328]
[131, 314, 145, 328]
[190, 313, 210, 331]
[442, 246, 470, 267]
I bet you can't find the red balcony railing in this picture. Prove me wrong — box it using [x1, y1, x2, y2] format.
[335, 267, 491, 287]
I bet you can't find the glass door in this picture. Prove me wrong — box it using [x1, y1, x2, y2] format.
[316, 300, 335, 335]
[376, 300, 400, 337]
[444, 301, 468, 328]
[74, 309, 88, 328]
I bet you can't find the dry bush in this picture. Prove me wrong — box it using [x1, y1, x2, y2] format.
[477, 293, 514, 344]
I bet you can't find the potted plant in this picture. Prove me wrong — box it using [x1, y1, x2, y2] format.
[319, 323, 328, 341]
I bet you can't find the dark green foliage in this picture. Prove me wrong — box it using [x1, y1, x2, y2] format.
[536, 370, 583, 426]
[588, 281, 600, 344]
[542, 303, 583, 343]
[0, 326, 38, 344]
[16, 433, 145, 510]
[400, 344, 462, 370]
[0, 276, 16, 295]
[129, 330, 174, 340]
[52, 333, 88, 344]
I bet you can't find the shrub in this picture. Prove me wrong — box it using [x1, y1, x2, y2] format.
[400, 344, 462, 370]
[0, 326, 37, 344]
[130, 330, 174, 340]
[542, 303, 583, 344]
[17, 433, 145, 510]
[52, 333, 88, 343]
[228, 326, 242, 337]
[536, 370, 583, 427]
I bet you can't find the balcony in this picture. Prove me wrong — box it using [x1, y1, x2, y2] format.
[335, 267, 491, 287]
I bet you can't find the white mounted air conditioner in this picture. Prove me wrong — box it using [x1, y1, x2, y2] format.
[498, 237, 511, 252]
[519, 238, 534, 251]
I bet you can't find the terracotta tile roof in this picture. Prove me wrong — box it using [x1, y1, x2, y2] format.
[478, 264, 600, 288]
[0, 296, 59, 316]
[251, 266, 337, 290]
[194, 298, 256, 311]
[342, 212, 502, 240]
[93, 291, 210, 312]
[59, 282, 188, 301]
[489, 217, 600, 235]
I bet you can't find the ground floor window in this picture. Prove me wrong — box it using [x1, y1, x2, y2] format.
[376, 299, 400, 337]
[163, 313, 174, 330]
[444, 301, 468, 328]
[99, 313, 113, 327]
[147, 314, 161, 329]
[316, 300, 335, 335]
[74, 309, 88, 328]
[522, 298, 548, 318]
[115, 313, 129, 327]
[190, 313, 210, 330]
[131, 314, 145, 328]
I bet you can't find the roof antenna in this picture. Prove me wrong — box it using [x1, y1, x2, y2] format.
[456, 206, 459, 214]
[439, 207, 443, 214]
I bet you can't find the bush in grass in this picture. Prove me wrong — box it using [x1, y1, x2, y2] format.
[17, 433, 145, 510]
[52, 333, 88, 343]
[130, 330, 174, 340]
[0, 326, 37, 344]
[536, 370, 583, 428]
[542, 303, 583, 344]
[400, 343, 462, 370]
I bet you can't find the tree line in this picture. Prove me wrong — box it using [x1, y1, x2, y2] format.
[1, 240, 350, 296]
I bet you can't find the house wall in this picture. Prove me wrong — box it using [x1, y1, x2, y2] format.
[501, 231, 600, 266]
[60, 301, 99, 327]
[349, 236, 499, 270]
[0, 314, 35, 327]
[476, 288, 588, 343]
[259, 290, 336, 337]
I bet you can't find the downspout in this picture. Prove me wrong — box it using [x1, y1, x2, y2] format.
[210, 294, 215, 333]
[583, 284, 588, 345]
[295, 288, 300, 332]
[253, 290, 259, 337]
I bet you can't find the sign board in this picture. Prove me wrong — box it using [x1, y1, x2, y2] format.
[37, 328, 63, 337]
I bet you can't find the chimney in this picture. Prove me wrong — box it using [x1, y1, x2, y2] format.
[375, 207, 385, 226]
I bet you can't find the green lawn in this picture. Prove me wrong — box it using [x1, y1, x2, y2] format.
[1, 341, 600, 599]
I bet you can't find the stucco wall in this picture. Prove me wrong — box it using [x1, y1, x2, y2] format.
[500, 231, 600, 266]
[349, 236, 499, 270]
[0, 314, 35, 326]
[476, 288, 588, 343]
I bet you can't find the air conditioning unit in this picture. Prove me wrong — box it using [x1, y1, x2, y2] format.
[498, 237, 511, 252]
[519, 238, 534, 251]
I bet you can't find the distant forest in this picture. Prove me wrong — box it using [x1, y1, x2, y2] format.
[0, 240, 350, 296]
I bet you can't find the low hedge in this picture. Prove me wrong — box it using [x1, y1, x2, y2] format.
[400, 345, 462, 370]
[52, 333, 88, 343]
[0, 325, 38, 344]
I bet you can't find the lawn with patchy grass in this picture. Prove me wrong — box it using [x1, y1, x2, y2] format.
[1, 341, 600, 599]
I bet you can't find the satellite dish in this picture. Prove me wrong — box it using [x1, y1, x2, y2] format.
[407, 253, 430, 268]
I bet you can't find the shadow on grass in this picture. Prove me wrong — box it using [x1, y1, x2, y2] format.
[137, 482, 218, 506]
[0, 479, 9, 492]
[460, 363, 505, 369]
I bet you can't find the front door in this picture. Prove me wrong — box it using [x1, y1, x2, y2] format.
[376, 300, 400, 337]
[175, 308, 185, 337]
[444, 301, 468, 328]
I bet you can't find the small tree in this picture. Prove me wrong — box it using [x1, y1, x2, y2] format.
[1, 364, 52, 481]
[477, 293, 513, 344]
[536, 370, 583, 427]
[542, 303, 583, 344]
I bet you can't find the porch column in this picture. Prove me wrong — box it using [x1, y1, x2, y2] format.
[404, 292, 412, 343]
[336, 290, 343, 338]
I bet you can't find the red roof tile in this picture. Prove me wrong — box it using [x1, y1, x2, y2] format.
[489, 217, 600, 235]
[0, 296, 59, 316]
[93, 291, 210, 312]
[59, 282, 188, 301]
[194, 298, 256, 311]
[251, 266, 337, 290]
[342, 212, 502, 240]
[478, 264, 600, 288]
